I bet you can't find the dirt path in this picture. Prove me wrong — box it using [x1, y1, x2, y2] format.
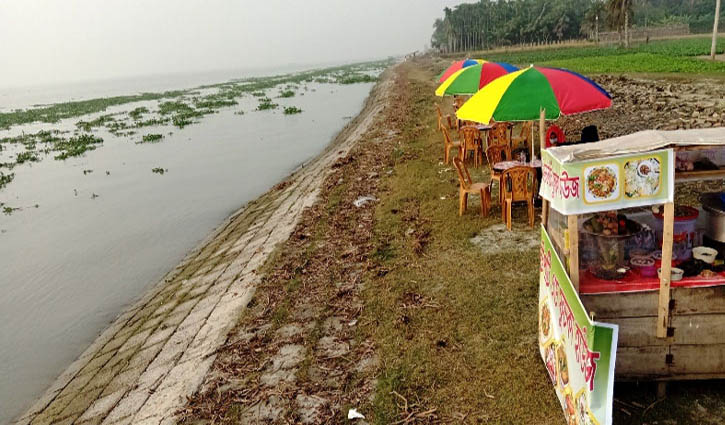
[13, 70, 394, 425]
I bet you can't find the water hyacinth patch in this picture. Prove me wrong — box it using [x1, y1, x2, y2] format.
[16, 151, 39, 164]
[129, 106, 149, 120]
[0, 59, 391, 193]
[76, 114, 116, 132]
[53, 134, 104, 160]
[140, 133, 164, 143]
[0, 59, 390, 132]
[283, 106, 303, 115]
[0, 89, 186, 130]
[0, 171, 14, 190]
[257, 97, 278, 111]
[133, 117, 171, 128]
[193, 97, 238, 109]
[172, 115, 193, 128]
[159, 101, 195, 115]
[2, 205, 19, 215]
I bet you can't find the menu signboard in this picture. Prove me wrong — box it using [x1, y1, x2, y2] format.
[540, 149, 674, 215]
[540, 226, 619, 425]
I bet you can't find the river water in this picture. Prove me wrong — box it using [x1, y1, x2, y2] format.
[0, 74, 374, 423]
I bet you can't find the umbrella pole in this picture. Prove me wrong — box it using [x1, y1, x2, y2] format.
[530, 121, 535, 159]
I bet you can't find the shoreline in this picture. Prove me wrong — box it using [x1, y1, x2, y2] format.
[13, 66, 395, 425]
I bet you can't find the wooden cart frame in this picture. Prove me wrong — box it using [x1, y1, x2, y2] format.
[540, 128, 725, 389]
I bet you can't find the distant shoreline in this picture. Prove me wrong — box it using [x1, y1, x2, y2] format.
[0, 57, 394, 112]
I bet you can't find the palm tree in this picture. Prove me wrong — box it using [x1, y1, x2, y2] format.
[581, 0, 606, 40]
[432, 18, 447, 52]
[712, 0, 721, 59]
[606, 0, 633, 46]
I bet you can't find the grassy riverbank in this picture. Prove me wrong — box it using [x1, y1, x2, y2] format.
[362, 60, 561, 423]
[180, 58, 561, 424]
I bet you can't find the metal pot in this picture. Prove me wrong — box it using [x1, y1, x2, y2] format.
[700, 193, 725, 243]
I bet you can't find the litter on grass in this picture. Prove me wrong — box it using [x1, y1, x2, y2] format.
[353, 196, 377, 208]
[347, 408, 365, 420]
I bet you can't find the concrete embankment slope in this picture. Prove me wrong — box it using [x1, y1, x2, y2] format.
[14, 69, 395, 425]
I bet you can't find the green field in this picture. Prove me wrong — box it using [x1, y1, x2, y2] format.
[475, 36, 725, 74]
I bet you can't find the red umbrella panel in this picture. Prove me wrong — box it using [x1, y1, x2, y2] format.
[437, 59, 482, 83]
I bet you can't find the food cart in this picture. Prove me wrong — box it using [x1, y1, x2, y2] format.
[537, 127, 725, 425]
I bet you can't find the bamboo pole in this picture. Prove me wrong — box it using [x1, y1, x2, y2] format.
[568, 214, 580, 291]
[537, 107, 546, 160]
[657, 202, 675, 339]
[529, 120, 535, 160]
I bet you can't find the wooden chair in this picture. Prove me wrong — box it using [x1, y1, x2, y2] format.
[441, 126, 461, 165]
[459, 126, 482, 167]
[485, 144, 511, 205]
[511, 121, 533, 150]
[487, 122, 510, 148]
[501, 166, 537, 230]
[453, 157, 490, 217]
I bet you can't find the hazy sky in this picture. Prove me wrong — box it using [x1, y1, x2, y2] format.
[0, 1, 472, 88]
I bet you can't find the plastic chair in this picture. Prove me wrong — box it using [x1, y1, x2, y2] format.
[485, 144, 511, 205]
[511, 121, 533, 150]
[447, 115, 457, 131]
[545, 125, 566, 148]
[441, 127, 461, 165]
[453, 157, 490, 217]
[436, 104, 453, 132]
[487, 122, 510, 148]
[501, 166, 537, 230]
[453, 96, 466, 111]
[459, 126, 482, 167]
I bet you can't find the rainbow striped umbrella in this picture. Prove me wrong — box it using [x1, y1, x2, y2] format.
[457, 66, 611, 123]
[437, 59, 482, 83]
[435, 61, 518, 96]
[456, 66, 612, 157]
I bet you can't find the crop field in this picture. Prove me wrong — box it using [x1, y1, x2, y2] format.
[474, 36, 725, 74]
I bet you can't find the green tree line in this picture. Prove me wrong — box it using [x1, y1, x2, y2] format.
[431, 0, 723, 52]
